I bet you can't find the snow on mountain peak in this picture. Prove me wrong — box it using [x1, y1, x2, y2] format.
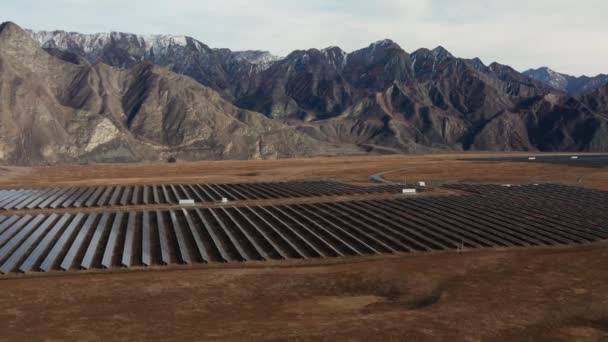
[524, 67, 568, 91]
[231, 50, 279, 65]
[142, 34, 189, 49]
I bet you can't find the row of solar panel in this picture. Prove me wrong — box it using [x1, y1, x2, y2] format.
[0, 184, 606, 274]
[0, 181, 406, 210]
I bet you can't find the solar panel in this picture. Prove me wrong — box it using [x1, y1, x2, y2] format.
[0, 190, 24, 209]
[280, 205, 360, 256]
[0, 181, 410, 210]
[96, 186, 115, 207]
[152, 186, 160, 204]
[169, 185, 181, 201]
[169, 210, 191, 264]
[101, 212, 124, 268]
[0, 215, 34, 248]
[46, 187, 75, 209]
[60, 213, 98, 271]
[231, 206, 289, 259]
[141, 211, 152, 266]
[344, 203, 426, 250]
[220, 207, 268, 260]
[121, 212, 136, 267]
[14, 189, 52, 210]
[0, 190, 24, 207]
[181, 208, 210, 262]
[194, 208, 230, 262]
[0, 214, 57, 274]
[19, 213, 72, 273]
[333, 202, 424, 252]
[195, 184, 216, 201]
[313, 203, 395, 253]
[214, 184, 244, 201]
[186, 184, 205, 202]
[40, 213, 85, 272]
[85, 187, 105, 207]
[240, 184, 271, 199]
[0, 190, 16, 204]
[81, 212, 111, 269]
[202, 184, 224, 201]
[257, 205, 326, 258]
[208, 208, 250, 260]
[161, 185, 171, 204]
[119, 186, 131, 206]
[27, 188, 61, 209]
[131, 186, 140, 206]
[178, 185, 191, 201]
[155, 211, 172, 265]
[268, 205, 342, 257]
[3, 190, 35, 210]
[108, 186, 122, 206]
[0, 215, 44, 269]
[61, 187, 87, 208]
[0, 215, 20, 236]
[1, 182, 606, 275]
[244, 206, 307, 259]
[142, 186, 150, 205]
[73, 187, 96, 208]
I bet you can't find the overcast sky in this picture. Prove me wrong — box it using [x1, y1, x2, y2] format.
[1, 0, 606, 76]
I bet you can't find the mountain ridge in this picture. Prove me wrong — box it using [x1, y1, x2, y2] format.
[0, 21, 606, 165]
[0, 22, 350, 165]
[524, 67, 608, 95]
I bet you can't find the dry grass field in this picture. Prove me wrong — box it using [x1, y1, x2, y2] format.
[0, 153, 607, 341]
[1, 153, 607, 190]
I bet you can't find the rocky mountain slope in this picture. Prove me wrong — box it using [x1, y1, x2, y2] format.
[0, 22, 607, 165]
[0, 22, 341, 165]
[29, 29, 278, 102]
[524, 67, 608, 95]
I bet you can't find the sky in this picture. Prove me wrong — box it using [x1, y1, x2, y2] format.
[1, 0, 606, 76]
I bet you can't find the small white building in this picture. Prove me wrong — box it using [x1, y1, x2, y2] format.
[221, 197, 229, 204]
[528, 157, 536, 160]
[571, 156, 579, 159]
[179, 199, 195, 206]
[417, 181, 426, 187]
[402, 188, 417, 194]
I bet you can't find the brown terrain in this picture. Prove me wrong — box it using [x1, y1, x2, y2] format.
[2, 152, 607, 190]
[0, 153, 607, 341]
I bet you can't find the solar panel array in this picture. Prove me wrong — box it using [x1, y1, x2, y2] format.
[0, 181, 408, 210]
[0, 184, 606, 274]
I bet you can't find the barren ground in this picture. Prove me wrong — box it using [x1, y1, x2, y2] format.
[2, 152, 607, 190]
[1, 153, 607, 341]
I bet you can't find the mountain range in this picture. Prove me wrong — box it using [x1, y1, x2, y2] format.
[523, 67, 608, 96]
[0, 21, 607, 165]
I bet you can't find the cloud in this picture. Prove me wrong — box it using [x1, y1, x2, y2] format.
[0, 0, 606, 76]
